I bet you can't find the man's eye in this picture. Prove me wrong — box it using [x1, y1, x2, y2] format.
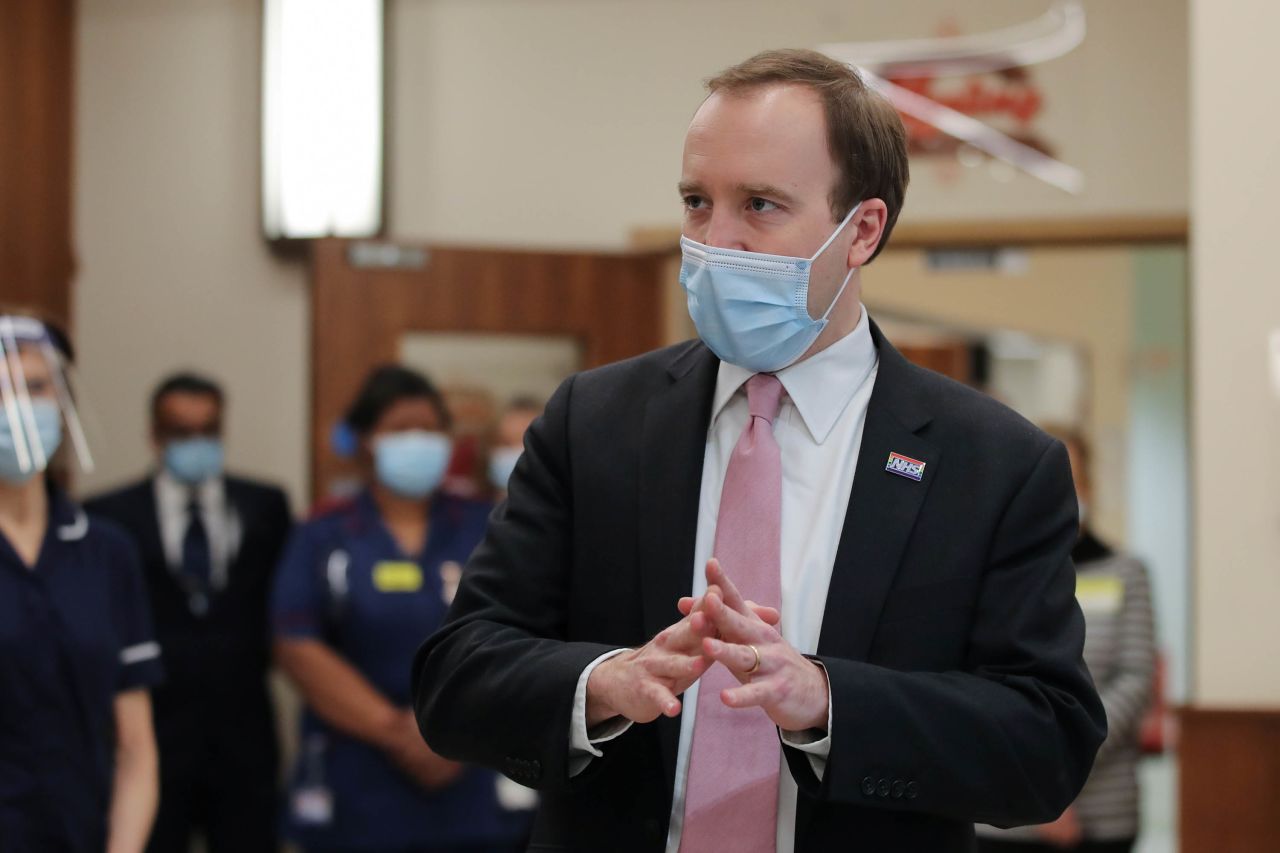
[748, 197, 778, 213]
[683, 196, 706, 210]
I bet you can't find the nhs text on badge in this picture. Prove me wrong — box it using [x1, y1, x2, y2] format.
[885, 452, 926, 482]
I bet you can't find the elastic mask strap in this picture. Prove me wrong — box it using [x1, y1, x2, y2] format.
[808, 201, 863, 262]
[819, 266, 857, 323]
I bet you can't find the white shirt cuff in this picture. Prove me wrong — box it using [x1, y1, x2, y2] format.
[779, 660, 832, 780]
[568, 648, 633, 777]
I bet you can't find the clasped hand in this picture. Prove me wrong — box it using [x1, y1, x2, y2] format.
[586, 559, 829, 733]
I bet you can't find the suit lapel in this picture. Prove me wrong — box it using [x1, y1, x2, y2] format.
[793, 322, 939, 844]
[637, 341, 718, 802]
[223, 477, 245, 578]
[817, 321, 940, 662]
[134, 480, 171, 577]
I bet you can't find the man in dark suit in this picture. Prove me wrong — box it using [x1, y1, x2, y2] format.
[413, 49, 1106, 853]
[86, 373, 291, 853]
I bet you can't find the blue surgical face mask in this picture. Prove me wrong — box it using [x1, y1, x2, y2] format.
[164, 438, 225, 485]
[0, 399, 63, 485]
[374, 431, 452, 499]
[679, 202, 862, 373]
[488, 446, 522, 492]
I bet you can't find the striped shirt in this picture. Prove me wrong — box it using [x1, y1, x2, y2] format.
[977, 531, 1157, 841]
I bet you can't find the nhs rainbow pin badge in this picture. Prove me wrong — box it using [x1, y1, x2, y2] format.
[885, 451, 926, 482]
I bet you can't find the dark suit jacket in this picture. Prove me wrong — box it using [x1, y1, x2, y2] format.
[413, 322, 1106, 852]
[85, 475, 291, 782]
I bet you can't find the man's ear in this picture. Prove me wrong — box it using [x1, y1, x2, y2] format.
[847, 199, 888, 269]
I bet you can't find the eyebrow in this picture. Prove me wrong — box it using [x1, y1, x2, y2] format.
[677, 180, 704, 198]
[736, 183, 800, 206]
[676, 180, 801, 207]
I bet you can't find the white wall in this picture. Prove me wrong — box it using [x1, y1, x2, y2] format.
[1189, 0, 1280, 705]
[388, 0, 1187, 248]
[74, 0, 309, 509]
[72, 0, 1189, 521]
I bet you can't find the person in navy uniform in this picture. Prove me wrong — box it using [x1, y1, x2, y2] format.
[272, 365, 531, 853]
[0, 312, 163, 852]
[485, 397, 542, 502]
[85, 372, 292, 853]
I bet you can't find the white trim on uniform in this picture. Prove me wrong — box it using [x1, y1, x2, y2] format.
[57, 508, 89, 542]
[119, 641, 161, 665]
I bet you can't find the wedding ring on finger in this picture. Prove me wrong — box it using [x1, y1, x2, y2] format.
[745, 644, 762, 676]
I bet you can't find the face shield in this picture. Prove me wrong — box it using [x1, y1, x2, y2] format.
[0, 315, 94, 484]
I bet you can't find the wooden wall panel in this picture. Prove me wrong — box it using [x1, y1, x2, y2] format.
[310, 239, 669, 500]
[1179, 707, 1280, 852]
[631, 216, 1189, 252]
[0, 0, 75, 325]
[895, 342, 973, 384]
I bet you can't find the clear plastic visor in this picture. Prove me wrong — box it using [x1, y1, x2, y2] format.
[0, 315, 94, 477]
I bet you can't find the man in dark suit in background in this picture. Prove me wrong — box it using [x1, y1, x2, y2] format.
[87, 373, 292, 853]
[414, 49, 1106, 852]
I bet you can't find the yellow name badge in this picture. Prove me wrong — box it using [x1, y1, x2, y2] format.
[1076, 574, 1123, 613]
[372, 561, 424, 593]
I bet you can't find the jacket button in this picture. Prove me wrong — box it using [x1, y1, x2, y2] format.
[877, 778, 891, 798]
[905, 781, 919, 800]
[891, 780, 905, 799]
[861, 776, 876, 797]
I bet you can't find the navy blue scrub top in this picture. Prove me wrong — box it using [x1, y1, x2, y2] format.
[272, 491, 531, 850]
[0, 487, 163, 853]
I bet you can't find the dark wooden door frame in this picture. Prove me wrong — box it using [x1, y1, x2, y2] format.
[0, 0, 75, 326]
[309, 238, 669, 501]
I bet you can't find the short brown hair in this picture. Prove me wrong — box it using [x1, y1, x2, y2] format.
[707, 49, 909, 263]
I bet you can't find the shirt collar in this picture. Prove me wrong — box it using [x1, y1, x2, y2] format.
[155, 468, 224, 509]
[49, 485, 88, 542]
[710, 304, 878, 444]
[353, 488, 459, 556]
[0, 486, 87, 573]
[355, 487, 454, 524]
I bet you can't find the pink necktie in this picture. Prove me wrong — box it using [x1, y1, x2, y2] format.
[680, 373, 784, 853]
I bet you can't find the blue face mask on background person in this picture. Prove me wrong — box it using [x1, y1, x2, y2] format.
[0, 399, 63, 485]
[374, 430, 452, 499]
[488, 446, 522, 492]
[165, 437, 225, 485]
[679, 202, 861, 373]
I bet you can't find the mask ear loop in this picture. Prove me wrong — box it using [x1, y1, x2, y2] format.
[809, 202, 864, 322]
[0, 331, 34, 476]
[817, 266, 858, 324]
[806, 201, 864, 262]
[0, 317, 45, 472]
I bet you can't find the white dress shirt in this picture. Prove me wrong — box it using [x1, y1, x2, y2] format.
[570, 306, 880, 853]
[154, 470, 241, 590]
